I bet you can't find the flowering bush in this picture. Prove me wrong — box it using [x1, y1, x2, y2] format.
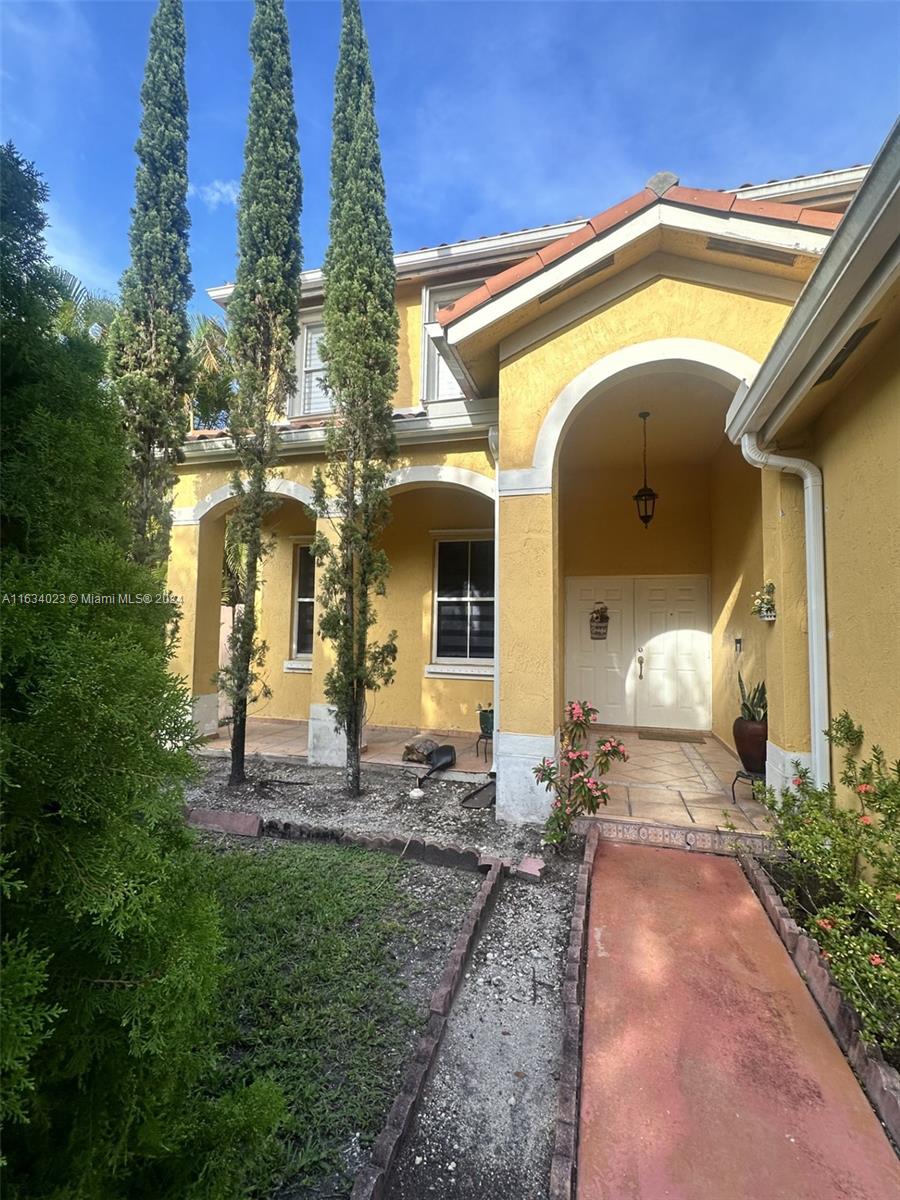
[533, 700, 628, 847]
[760, 712, 900, 1067]
[751, 579, 776, 619]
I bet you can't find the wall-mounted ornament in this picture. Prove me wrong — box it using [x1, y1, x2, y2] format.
[751, 580, 776, 621]
[590, 603, 610, 640]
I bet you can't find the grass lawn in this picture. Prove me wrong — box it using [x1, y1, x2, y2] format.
[198, 838, 426, 1198]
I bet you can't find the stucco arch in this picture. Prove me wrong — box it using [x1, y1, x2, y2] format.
[500, 338, 762, 494]
[173, 477, 316, 525]
[386, 464, 496, 501]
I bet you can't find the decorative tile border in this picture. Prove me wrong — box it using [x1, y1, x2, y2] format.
[739, 852, 900, 1151]
[351, 858, 506, 1200]
[549, 826, 599, 1200]
[581, 815, 770, 858]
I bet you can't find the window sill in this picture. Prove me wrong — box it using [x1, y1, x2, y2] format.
[283, 659, 312, 674]
[424, 663, 494, 680]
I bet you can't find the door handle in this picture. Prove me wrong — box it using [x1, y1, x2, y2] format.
[637, 654, 644, 680]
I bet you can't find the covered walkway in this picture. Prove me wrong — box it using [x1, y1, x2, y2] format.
[579, 842, 900, 1200]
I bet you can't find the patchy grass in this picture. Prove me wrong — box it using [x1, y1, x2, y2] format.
[198, 839, 423, 1198]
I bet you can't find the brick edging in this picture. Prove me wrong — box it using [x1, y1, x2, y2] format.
[351, 858, 507, 1200]
[186, 805, 497, 874]
[549, 826, 599, 1199]
[739, 851, 900, 1150]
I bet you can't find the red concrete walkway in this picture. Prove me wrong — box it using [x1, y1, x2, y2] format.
[579, 842, 900, 1200]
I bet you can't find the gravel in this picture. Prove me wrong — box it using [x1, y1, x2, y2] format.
[187, 753, 580, 1200]
[187, 753, 547, 862]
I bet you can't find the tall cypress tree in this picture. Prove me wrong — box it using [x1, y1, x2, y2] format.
[223, 0, 302, 786]
[311, 0, 399, 797]
[108, 0, 192, 569]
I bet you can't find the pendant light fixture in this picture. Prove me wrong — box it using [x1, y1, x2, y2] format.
[633, 411, 658, 528]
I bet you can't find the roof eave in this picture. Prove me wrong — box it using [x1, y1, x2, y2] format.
[725, 122, 900, 445]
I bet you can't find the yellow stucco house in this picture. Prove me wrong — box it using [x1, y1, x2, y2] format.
[168, 124, 899, 824]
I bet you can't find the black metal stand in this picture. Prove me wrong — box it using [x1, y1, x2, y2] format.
[732, 768, 765, 804]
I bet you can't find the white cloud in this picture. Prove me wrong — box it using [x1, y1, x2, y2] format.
[44, 202, 120, 295]
[188, 179, 240, 211]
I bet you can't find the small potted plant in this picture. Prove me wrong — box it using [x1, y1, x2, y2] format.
[477, 702, 493, 737]
[751, 580, 776, 621]
[734, 673, 767, 775]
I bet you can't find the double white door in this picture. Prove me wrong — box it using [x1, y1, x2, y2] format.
[565, 576, 711, 731]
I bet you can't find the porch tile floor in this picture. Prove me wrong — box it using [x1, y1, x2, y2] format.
[598, 727, 772, 834]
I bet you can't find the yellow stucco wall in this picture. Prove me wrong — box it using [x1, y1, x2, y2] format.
[499, 277, 792, 469]
[560, 464, 712, 577]
[709, 441, 765, 749]
[395, 282, 423, 410]
[810, 344, 900, 765]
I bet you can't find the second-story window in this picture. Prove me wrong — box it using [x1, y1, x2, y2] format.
[424, 282, 481, 403]
[298, 321, 330, 416]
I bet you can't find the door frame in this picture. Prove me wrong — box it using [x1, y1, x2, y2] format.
[564, 573, 712, 731]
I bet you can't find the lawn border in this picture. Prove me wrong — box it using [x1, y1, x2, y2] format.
[350, 856, 507, 1200]
[739, 850, 900, 1151]
[548, 825, 599, 1200]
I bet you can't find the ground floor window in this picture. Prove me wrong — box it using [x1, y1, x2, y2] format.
[434, 539, 494, 660]
[293, 544, 315, 657]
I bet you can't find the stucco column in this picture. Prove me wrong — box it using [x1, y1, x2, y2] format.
[760, 470, 811, 790]
[495, 488, 560, 823]
[306, 512, 368, 765]
[167, 515, 225, 737]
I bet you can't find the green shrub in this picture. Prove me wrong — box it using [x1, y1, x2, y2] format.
[760, 712, 900, 1066]
[1, 142, 280, 1198]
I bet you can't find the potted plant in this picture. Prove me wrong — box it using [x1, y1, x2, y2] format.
[734, 673, 767, 775]
[477, 703, 493, 737]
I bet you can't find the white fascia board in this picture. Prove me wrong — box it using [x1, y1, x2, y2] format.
[425, 320, 481, 400]
[727, 166, 869, 205]
[499, 253, 801, 362]
[445, 204, 831, 349]
[205, 219, 586, 309]
[725, 126, 900, 444]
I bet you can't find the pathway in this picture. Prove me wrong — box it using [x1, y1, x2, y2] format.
[579, 841, 900, 1200]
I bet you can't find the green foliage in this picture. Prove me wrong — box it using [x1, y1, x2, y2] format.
[738, 671, 767, 721]
[222, 0, 302, 785]
[49, 267, 118, 340]
[190, 314, 233, 430]
[760, 715, 900, 1066]
[1, 144, 275, 1197]
[107, 0, 193, 568]
[311, 0, 400, 795]
[197, 840, 419, 1196]
[533, 701, 629, 847]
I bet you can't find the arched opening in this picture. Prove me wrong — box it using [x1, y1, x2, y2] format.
[555, 360, 764, 748]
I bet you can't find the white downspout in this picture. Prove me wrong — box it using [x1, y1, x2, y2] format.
[740, 430, 831, 787]
[488, 426, 500, 776]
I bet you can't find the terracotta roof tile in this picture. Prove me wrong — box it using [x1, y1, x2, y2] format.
[587, 188, 658, 237]
[731, 197, 801, 223]
[796, 207, 842, 230]
[436, 181, 843, 329]
[664, 185, 736, 212]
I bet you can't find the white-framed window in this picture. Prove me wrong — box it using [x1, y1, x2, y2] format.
[422, 281, 482, 403]
[292, 543, 316, 658]
[433, 539, 495, 662]
[292, 319, 330, 417]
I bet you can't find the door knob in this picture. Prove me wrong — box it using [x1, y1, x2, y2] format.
[638, 654, 644, 680]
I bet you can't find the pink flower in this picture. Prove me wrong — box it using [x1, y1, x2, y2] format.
[859, 814, 873, 826]
[869, 954, 885, 967]
[856, 783, 875, 795]
[816, 918, 833, 931]
[792, 776, 803, 788]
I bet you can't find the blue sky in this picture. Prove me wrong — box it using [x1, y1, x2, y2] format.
[3, 0, 898, 316]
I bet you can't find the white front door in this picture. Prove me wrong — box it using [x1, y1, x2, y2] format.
[565, 575, 711, 731]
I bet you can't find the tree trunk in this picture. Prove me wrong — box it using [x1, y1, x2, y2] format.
[229, 695, 246, 786]
[229, 527, 260, 787]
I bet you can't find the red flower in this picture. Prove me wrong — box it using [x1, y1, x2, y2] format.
[792, 776, 803, 788]
[859, 814, 873, 826]
[816, 918, 834, 931]
[856, 783, 876, 795]
[869, 954, 885, 967]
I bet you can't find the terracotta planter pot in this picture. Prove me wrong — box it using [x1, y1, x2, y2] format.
[733, 717, 767, 775]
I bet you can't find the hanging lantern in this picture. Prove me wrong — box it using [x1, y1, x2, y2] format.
[590, 603, 610, 640]
[633, 411, 658, 528]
